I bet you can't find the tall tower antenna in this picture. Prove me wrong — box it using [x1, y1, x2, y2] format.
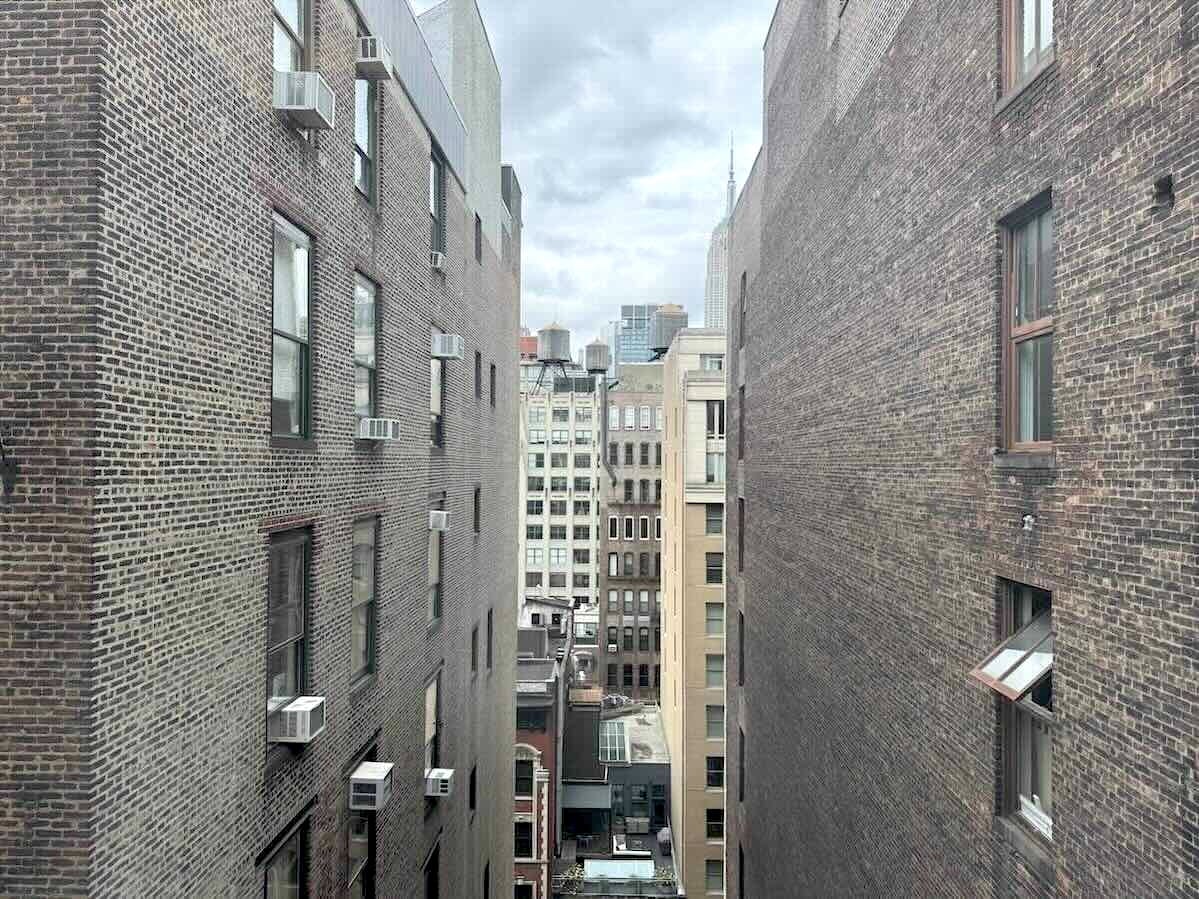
[726, 134, 736, 219]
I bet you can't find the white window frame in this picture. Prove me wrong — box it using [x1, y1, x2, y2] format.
[608, 516, 619, 539]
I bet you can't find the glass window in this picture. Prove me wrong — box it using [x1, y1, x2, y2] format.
[424, 674, 440, 768]
[622, 664, 633, 686]
[623, 590, 634, 613]
[347, 810, 372, 899]
[706, 400, 726, 438]
[655, 443, 662, 466]
[624, 517, 634, 540]
[272, 0, 306, 72]
[515, 760, 534, 796]
[429, 154, 446, 252]
[639, 590, 649, 614]
[655, 516, 661, 540]
[608, 590, 619, 612]
[624, 443, 634, 465]
[1007, 205, 1055, 447]
[655, 406, 664, 430]
[526, 547, 543, 565]
[705, 860, 724, 892]
[700, 354, 724, 371]
[608, 553, 619, 576]
[609, 405, 620, 430]
[639, 627, 650, 651]
[351, 519, 377, 681]
[706, 756, 724, 788]
[705, 504, 723, 535]
[706, 654, 724, 688]
[353, 275, 376, 419]
[609, 516, 619, 539]
[268, 531, 308, 720]
[706, 603, 723, 636]
[1006, 0, 1054, 89]
[607, 664, 617, 687]
[639, 516, 649, 539]
[705, 451, 725, 484]
[638, 664, 649, 687]
[430, 326, 445, 447]
[623, 553, 634, 576]
[623, 406, 636, 429]
[427, 512, 443, 621]
[639, 405, 651, 429]
[706, 704, 724, 739]
[354, 80, 376, 199]
[706, 808, 724, 840]
[526, 525, 543, 541]
[549, 547, 567, 566]
[640, 443, 650, 465]
[623, 627, 634, 650]
[514, 822, 533, 859]
[272, 216, 311, 437]
[265, 823, 305, 899]
[706, 553, 724, 585]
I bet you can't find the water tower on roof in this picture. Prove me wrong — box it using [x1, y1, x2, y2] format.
[584, 340, 611, 375]
[531, 322, 573, 389]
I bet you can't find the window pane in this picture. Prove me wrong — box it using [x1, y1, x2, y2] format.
[354, 80, 372, 153]
[1038, 209, 1055, 318]
[273, 22, 302, 72]
[427, 529, 441, 586]
[430, 358, 443, 416]
[347, 812, 370, 885]
[1016, 335, 1053, 442]
[274, 0, 303, 36]
[354, 277, 376, 367]
[268, 543, 305, 648]
[1014, 220, 1036, 326]
[354, 365, 373, 419]
[267, 641, 300, 708]
[706, 603, 723, 635]
[352, 601, 371, 678]
[273, 228, 309, 338]
[265, 830, 301, 899]
[272, 335, 303, 436]
[1039, 0, 1053, 50]
[1021, 0, 1037, 73]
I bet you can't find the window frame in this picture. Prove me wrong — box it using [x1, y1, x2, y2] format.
[351, 517, 378, 683]
[706, 807, 724, 840]
[272, 214, 313, 440]
[513, 821, 534, 860]
[346, 804, 374, 898]
[706, 755, 725, 788]
[429, 152, 447, 253]
[354, 77, 378, 201]
[267, 529, 309, 728]
[272, 0, 308, 72]
[429, 325, 447, 448]
[353, 273, 378, 420]
[514, 759, 535, 798]
[264, 817, 308, 899]
[1002, 0, 1055, 94]
[705, 552, 724, 585]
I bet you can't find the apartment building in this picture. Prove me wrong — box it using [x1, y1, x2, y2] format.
[519, 328, 603, 612]
[661, 331, 728, 898]
[726, 2, 1198, 898]
[599, 364, 665, 701]
[0, 1, 518, 896]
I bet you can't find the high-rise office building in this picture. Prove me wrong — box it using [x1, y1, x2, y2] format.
[0, 1, 519, 896]
[612, 304, 661, 369]
[703, 147, 736, 330]
[661, 331, 728, 898]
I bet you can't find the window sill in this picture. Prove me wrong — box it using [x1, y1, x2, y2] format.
[426, 616, 443, 637]
[271, 436, 317, 452]
[994, 54, 1057, 118]
[994, 815, 1055, 885]
[353, 437, 383, 453]
[350, 672, 377, 698]
[992, 450, 1055, 471]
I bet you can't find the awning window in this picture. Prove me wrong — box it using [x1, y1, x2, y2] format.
[970, 611, 1053, 701]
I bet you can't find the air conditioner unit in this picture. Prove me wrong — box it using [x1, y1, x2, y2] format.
[424, 768, 455, 798]
[350, 761, 394, 811]
[357, 418, 401, 440]
[607, 643, 619, 654]
[268, 696, 326, 744]
[430, 333, 464, 360]
[429, 250, 446, 272]
[273, 71, 336, 130]
[429, 510, 450, 532]
[356, 36, 393, 80]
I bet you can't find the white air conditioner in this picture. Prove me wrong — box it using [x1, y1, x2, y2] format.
[357, 418, 401, 440]
[273, 71, 336, 130]
[429, 250, 446, 272]
[350, 761, 394, 811]
[424, 768, 455, 798]
[607, 643, 618, 654]
[269, 696, 326, 744]
[356, 36, 393, 80]
[429, 510, 450, 532]
[430, 333, 464, 360]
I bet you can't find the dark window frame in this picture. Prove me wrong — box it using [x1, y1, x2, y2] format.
[705, 552, 724, 585]
[350, 517, 378, 683]
[354, 77, 378, 201]
[515, 759, 535, 797]
[429, 152, 447, 253]
[514, 821, 534, 859]
[272, 214, 313, 440]
[353, 273, 378, 420]
[474, 213, 483, 264]
[1002, 0, 1055, 94]
[263, 816, 309, 898]
[267, 528, 310, 734]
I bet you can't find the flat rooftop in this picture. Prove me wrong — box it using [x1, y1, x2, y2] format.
[602, 704, 669, 765]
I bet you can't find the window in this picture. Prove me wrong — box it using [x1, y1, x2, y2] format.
[738, 611, 745, 686]
[549, 525, 567, 541]
[706, 553, 724, 585]
[638, 664, 649, 687]
[608, 553, 619, 576]
[653, 626, 661, 651]
[639, 517, 649, 540]
[482, 862, 489, 899]
[640, 443, 650, 465]
[577, 407, 593, 423]
[700, 354, 724, 371]
[573, 525, 590, 541]
[354, 78, 377, 200]
[424, 846, 439, 899]
[471, 625, 478, 672]
[655, 406, 664, 430]
[551, 430, 569, 445]
[623, 480, 634, 501]
[706, 756, 724, 788]
[268, 530, 308, 723]
[706, 808, 724, 840]
[525, 572, 542, 587]
[705, 504, 722, 535]
[653, 663, 660, 685]
[607, 664, 617, 686]
[272, 0, 307, 71]
[351, 275, 378, 419]
[655, 517, 661, 540]
[623, 664, 633, 686]
[572, 549, 590, 565]
[600, 720, 628, 762]
[608, 442, 619, 465]
[654, 552, 661, 577]
[1004, 203, 1055, 449]
[638, 627, 650, 651]
[630, 784, 648, 816]
[549, 547, 567, 566]
[514, 822, 533, 859]
[1003, 0, 1054, 91]
[623, 627, 634, 651]
[265, 820, 306, 898]
[655, 480, 662, 503]
[609, 405, 620, 430]
[706, 603, 723, 636]
[624, 443, 634, 465]
[489, 364, 496, 408]
[351, 519, 377, 681]
[737, 386, 745, 460]
[705, 860, 724, 893]
[550, 500, 567, 516]
[971, 582, 1054, 840]
[574, 477, 591, 492]
[624, 406, 636, 429]
[272, 215, 311, 438]
[528, 430, 545, 444]
[527, 477, 544, 492]
[706, 400, 726, 438]
[623, 591, 634, 614]
[487, 608, 493, 668]
[526, 547, 544, 566]
[706, 451, 725, 483]
[469, 765, 477, 810]
[739, 726, 745, 801]
[738, 271, 747, 347]
[623, 553, 634, 576]
[737, 498, 745, 572]
[424, 673, 441, 768]
[655, 444, 662, 466]
[515, 759, 534, 797]
[706, 654, 724, 688]
[609, 516, 619, 539]
[550, 452, 567, 469]
[429, 153, 446, 252]
[429, 326, 446, 447]
[639, 479, 650, 503]
[574, 429, 591, 445]
[639, 553, 650, 576]
[474, 351, 483, 398]
[607, 625, 618, 647]
[574, 500, 590, 515]
[638, 590, 649, 614]
[706, 704, 724, 739]
[624, 517, 634, 540]
[639, 405, 651, 429]
[552, 408, 570, 423]
[550, 476, 568, 492]
[574, 453, 590, 469]
[526, 525, 543, 541]
[473, 487, 481, 533]
[474, 213, 482, 264]
[608, 590, 619, 612]
[347, 807, 373, 899]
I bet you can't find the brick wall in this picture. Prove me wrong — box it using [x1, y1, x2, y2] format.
[729, 0, 1197, 897]
[1, 1, 518, 896]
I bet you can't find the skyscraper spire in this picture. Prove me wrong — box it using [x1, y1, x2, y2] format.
[726, 134, 736, 219]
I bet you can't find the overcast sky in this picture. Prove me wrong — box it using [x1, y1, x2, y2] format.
[414, 0, 777, 347]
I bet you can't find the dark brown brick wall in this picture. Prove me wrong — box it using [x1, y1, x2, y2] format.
[728, 1, 1197, 897]
[2, 1, 518, 896]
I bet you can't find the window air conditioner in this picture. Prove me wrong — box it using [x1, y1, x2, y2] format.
[430, 333, 464, 360]
[429, 250, 446, 272]
[429, 510, 450, 532]
[607, 643, 618, 654]
[358, 418, 401, 440]
[356, 36, 393, 80]
[424, 768, 455, 798]
[268, 696, 326, 744]
[273, 71, 336, 130]
[350, 761, 395, 811]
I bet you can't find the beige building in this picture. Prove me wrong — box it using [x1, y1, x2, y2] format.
[661, 330, 728, 896]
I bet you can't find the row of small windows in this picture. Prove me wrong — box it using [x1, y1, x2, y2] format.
[607, 516, 663, 541]
[528, 452, 599, 470]
[527, 476, 593, 493]
[527, 429, 595, 445]
[524, 571, 591, 589]
[606, 589, 662, 616]
[608, 404, 664, 431]
[606, 552, 662, 578]
[606, 624, 661, 652]
[607, 663, 661, 689]
[526, 499, 592, 517]
[608, 442, 664, 468]
[616, 479, 662, 504]
[528, 406, 594, 425]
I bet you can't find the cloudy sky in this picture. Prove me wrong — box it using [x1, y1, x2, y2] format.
[414, 0, 777, 347]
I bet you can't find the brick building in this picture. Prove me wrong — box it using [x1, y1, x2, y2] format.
[0, 1, 519, 896]
[727, 1, 1198, 898]
[599, 363, 666, 702]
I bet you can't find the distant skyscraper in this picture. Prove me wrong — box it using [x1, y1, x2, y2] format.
[703, 143, 736, 329]
[613, 304, 660, 369]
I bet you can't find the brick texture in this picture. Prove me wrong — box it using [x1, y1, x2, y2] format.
[728, 1, 1197, 897]
[1, 1, 518, 896]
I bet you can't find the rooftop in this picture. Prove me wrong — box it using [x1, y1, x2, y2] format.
[602, 705, 669, 765]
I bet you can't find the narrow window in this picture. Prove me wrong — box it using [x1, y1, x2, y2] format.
[469, 765, 477, 810]
[706, 552, 724, 585]
[470, 625, 478, 672]
[351, 518, 377, 682]
[489, 364, 496, 408]
[607, 664, 617, 687]
[272, 0, 307, 72]
[738, 611, 745, 686]
[624, 443, 634, 465]
[475, 351, 482, 398]
[706, 808, 724, 840]
[706, 654, 724, 688]
[737, 386, 745, 459]
[354, 78, 377, 200]
[655, 443, 662, 466]
[482, 862, 489, 899]
[706, 603, 723, 636]
[474, 213, 483, 263]
[623, 627, 634, 651]
[268, 530, 309, 726]
[514, 822, 533, 859]
[424, 673, 441, 768]
[706, 400, 726, 438]
[608, 516, 618, 539]
[353, 274, 377, 420]
[1004, 202, 1055, 449]
[638, 664, 649, 687]
[427, 498, 444, 621]
[737, 498, 745, 572]
[705, 859, 724, 892]
[1003, 0, 1055, 91]
[705, 504, 723, 535]
[738, 271, 747, 347]
[429, 326, 446, 447]
[265, 820, 307, 897]
[640, 443, 650, 465]
[639, 516, 649, 540]
[739, 726, 745, 801]
[706, 704, 724, 739]
[473, 487, 481, 533]
[515, 759, 534, 797]
[623, 664, 633, 686]
[639, 627, 650, 651]
[429, 153, 447, 253]
[706, 756, 724, 788]
[424, 846, 439, 899]
[486, 609, 493, 668]
[272, 215, 311, 438]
